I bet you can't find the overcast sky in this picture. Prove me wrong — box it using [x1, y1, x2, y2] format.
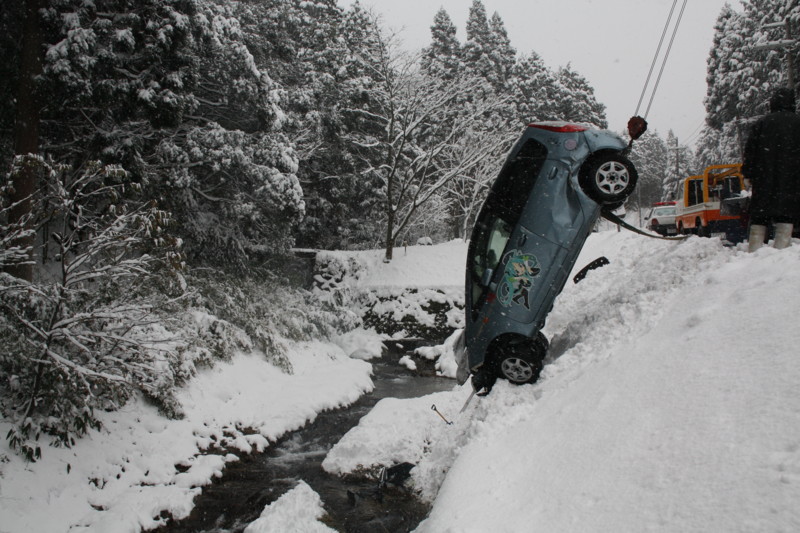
[342, 0, 736, 146]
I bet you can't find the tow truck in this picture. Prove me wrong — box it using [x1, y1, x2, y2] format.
[674, 164, 747, 243]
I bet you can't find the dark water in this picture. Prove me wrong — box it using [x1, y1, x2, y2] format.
[155, 346, 455, 533]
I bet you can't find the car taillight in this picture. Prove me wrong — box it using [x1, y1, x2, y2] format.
[529, 122, 587, 133]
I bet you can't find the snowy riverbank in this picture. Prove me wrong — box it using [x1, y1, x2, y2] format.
[0, 341, 375, 533]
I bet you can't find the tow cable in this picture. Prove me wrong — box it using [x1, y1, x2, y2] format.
[601, 209, 688, 241]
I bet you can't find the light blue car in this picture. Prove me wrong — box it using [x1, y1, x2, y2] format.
[455, 122, 638, 392]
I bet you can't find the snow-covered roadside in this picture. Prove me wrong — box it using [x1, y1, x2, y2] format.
[317, 240, 467, 292]
[0, 338, 375, 533]
[323, 232, 800, 532]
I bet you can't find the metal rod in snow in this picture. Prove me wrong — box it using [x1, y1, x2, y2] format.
[460, 389, 477, 413]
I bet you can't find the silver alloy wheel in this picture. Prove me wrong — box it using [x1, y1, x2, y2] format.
[595, 161, 630, 195]
[500, 357, 535, 383]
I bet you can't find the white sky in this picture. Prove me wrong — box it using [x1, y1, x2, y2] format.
[342, 0, 735, 146]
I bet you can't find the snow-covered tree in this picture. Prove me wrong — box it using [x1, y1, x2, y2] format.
[552, 64, 608, 128]
[421, 8, 462, 81]
[486, 12, 516, 90]
[0, 0, 305, 270]
[341, 24, 510, 260]
[699, 0, 796, 164]
[694, 122, 746, 170]
[627, 131, 670, 209]
[463, 0, 492, 70]
[1, 158, 182, 461]
[510, 51, 560, 124]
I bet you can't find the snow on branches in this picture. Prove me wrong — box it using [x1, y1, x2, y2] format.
[1, 158, 184, 461]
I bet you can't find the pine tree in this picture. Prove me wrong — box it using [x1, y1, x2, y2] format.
[462, 0, 494, 94]
[552, 64, 608, 128]
[487, 12, 516, 89]
[510, 51, 559, 124]
[699, 0, 795, 163]
[627, 131, 669, 208]
[421, 8, 462, 80]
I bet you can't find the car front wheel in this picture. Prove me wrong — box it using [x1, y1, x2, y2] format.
[499, 356, 541, 384]
[580, 153, 638, 205]
[495, 332, 548, 385]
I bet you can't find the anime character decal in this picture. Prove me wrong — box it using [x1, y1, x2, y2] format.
[497, 250, 541, 309]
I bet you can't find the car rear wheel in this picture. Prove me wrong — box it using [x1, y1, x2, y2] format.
[580, 153, 638, 205]
[495, 332, 549, 385]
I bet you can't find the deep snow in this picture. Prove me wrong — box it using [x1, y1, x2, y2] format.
[325, 231, 800, 532]
[2, 230, 800, 532]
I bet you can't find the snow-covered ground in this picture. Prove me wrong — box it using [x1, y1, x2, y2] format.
[325, 231, 800, 532]
[3, 230, 800, 532]
[0, 340, 375, 533]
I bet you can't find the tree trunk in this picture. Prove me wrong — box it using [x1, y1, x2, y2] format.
[6, 0, 44, 281]
[384, 210, 394, 262]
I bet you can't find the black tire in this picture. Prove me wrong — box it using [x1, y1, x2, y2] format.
[495, 332, 548, 385]
[579, 153, 638, 205]
[697, 219, 710, 237]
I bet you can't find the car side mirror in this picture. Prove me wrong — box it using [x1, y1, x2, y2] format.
[481, 268, 494, 287]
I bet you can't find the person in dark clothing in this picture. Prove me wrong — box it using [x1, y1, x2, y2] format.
[742, 87, 800, 251]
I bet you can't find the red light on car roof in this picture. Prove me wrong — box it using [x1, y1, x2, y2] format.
[652, 201, 676, 206]
[529, 122, 588, 133]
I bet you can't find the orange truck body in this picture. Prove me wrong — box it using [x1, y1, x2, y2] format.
[674, 163, 747, 241]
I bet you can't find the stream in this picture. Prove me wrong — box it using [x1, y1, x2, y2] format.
[155, 343, 456, 533]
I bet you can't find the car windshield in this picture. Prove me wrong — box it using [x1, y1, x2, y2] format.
[467, 138, 547, 312]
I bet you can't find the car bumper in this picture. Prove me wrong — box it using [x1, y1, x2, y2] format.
[649, 223, 677, 235]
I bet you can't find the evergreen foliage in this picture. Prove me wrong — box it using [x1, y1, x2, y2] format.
[698, 0, 798, 165]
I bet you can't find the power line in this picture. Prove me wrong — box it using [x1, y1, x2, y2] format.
[634, 0, 680, 117]
[644, 0, 690, 119]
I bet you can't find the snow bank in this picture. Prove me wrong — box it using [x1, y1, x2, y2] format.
[0, 341, 374, 533]
[322, 390, 459, 477]
[323, 232, 800, 532]
[244, 481, 336, 533]
[331, 327, 387, 360]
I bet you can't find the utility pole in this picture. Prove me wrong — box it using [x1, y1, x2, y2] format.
[754, 20, 797, 91]
[669, 136, 681, 199]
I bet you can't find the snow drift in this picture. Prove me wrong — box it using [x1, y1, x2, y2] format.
[326, 232, 800, 532]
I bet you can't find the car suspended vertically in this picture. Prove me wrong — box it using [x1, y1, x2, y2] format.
[454, 122, 638, 392]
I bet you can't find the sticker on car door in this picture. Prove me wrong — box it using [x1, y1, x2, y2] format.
[497, 249, 541, 309]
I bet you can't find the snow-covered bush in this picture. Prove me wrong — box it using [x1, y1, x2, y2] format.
[362, 288, 463, 341]
[183, 271, 362, 375]
[0, 160, 184, 461]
